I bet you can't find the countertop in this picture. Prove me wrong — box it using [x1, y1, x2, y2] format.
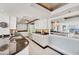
[49, 35, 79, 55]
[32, 32, 79, 55]
[32, 33, 49, 46]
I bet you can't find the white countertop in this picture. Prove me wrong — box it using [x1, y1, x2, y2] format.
[27, 33, 79, 55]
[49, 34, 79, 55]
[32, 33, 79, 54]
[32, 33, 49, 46]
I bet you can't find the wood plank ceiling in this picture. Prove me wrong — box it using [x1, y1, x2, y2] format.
[37, 3, 66, 11]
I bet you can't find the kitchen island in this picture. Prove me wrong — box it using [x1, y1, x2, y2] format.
[49, 33, 79, 55]
[31, 32, 79, 55]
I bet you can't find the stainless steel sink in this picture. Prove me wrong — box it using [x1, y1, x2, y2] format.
[0, 44, 9, 51]
[9, 33, 29, 55]
[0, 32, 29, 55]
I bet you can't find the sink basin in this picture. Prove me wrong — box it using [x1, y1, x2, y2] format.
[0, 44, 9, 51]
[0, 33, 29, 55]
[9, 33, 29, 55]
